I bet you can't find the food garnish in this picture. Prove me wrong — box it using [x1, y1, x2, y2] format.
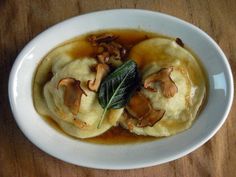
[57, 78, 87, 115]
[126, 92, 151, 120]
[88, 33, 127, 63]
[126, 92, 165, 127]
[175, 38, 184, 47]
[137, 109, 165, 127]
[144, 67, 178, 98]
[87, 63, 110, 92]
[97, 60, 139, 128]
[88, 33, 118, 44]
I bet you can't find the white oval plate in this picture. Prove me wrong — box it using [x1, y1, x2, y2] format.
[9, 9, 234, 169]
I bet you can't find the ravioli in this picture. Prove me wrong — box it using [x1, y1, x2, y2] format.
[34, 52, 123, 138]
[120, 38, 206, 137]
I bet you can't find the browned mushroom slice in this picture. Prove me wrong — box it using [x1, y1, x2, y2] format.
[87, 63, 110, 92]
[57, 78, 87, 115]
[125, 92, 166, 128]
[144, 67, 178, 98]
[126, 92, 152, 120]
[137, 109, 165, 127]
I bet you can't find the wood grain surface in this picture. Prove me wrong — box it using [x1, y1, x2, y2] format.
[0, 0, 235, 177]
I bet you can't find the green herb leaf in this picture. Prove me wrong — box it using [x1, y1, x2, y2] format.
[97, 60, 139, 128]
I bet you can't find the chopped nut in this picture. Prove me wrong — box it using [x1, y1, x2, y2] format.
[57, 78, 87, 115]
[176, 38, 184, 47]
[120, 47, 128, 59]
[144, 67, 178, 98]
[88, 33, 127, 63]
[97, 52, 110, 63]
[87, 63, 110, 92]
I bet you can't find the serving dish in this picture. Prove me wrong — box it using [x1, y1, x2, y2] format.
[8, 9, 234, 169]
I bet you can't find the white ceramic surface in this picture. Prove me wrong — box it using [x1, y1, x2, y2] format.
[8, 9, 234, 169]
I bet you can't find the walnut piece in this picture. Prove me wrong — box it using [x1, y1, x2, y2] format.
[87, 63, 110, 92]
[175, 38, 184, 47]
[57, 78, 87, 115]
[88, 33, 128, 63]
[144, 67, 178, 98]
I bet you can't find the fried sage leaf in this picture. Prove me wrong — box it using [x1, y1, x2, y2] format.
[97, 60, 139, 128]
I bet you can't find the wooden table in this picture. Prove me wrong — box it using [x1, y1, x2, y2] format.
[1, 0, 235, 176]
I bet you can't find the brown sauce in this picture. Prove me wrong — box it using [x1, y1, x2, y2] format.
[84, 126, 157, 144]
[43, 116, 157, 144]
[36, 29, 207, 145]
[64, 29, 165, 59]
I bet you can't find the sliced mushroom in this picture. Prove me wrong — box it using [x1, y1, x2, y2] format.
[57, 78, 87, 115]
[137, 109, 165, 127]
[144, 67, 178, 98]
[87, 63, 110, 92]
[126, 92, 165, 127]
[126, 92, 152, 120]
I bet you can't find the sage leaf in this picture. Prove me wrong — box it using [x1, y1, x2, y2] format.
[97, 60, 139, 128]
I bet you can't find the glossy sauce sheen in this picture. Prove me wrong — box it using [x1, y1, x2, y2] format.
[41, 29, 205, 144]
